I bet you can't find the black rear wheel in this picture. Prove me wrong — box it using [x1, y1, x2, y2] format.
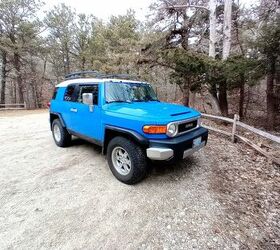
[52, 119, 71, 147]
[107, 136, 147, 184]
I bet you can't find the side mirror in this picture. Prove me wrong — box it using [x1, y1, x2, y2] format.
[82, 93, 93, 105]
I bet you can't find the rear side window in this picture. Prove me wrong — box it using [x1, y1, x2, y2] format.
[52, 87, 58, 100]
[64, 85, 77, 102]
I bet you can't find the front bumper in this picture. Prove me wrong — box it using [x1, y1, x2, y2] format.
[146, 127, 208, 161]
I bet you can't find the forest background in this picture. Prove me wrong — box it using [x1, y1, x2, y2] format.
[0, 0, 279, 130]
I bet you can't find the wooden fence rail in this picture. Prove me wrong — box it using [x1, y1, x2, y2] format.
[201, 113, 280, 165]
[0, 102, 26, 110]
[236, 121, 280, 144]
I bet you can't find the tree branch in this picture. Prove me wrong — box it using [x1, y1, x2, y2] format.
[161, 4, 209, 12]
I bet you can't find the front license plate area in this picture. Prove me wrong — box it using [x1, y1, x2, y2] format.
[193, 137, 202, 148]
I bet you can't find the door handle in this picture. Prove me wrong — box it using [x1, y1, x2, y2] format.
[70, 108, 78, 113]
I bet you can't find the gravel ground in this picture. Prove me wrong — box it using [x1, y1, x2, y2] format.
[0, 110, 279, 249]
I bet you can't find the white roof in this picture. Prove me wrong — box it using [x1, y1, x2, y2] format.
[56, 78, 146, 87]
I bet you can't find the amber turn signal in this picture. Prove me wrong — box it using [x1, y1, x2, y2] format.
[143, 125, 167, 134]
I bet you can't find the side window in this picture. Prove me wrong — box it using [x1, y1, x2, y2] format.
[52, 87, 58, 100]
[78, 85, 99, 105]
[64, 85, 77, 102]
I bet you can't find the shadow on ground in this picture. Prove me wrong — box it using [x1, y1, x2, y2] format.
[71, 136, 198, 181]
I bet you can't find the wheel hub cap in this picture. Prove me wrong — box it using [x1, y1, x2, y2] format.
[112, 147, 131, 176]
[53, 124, 61, 142]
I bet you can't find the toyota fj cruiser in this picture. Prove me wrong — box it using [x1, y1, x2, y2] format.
[49, 71, 208, 184]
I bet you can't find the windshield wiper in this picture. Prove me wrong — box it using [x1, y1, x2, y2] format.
[143, 98, 160, 102]
[107, 100, 132, 104]
[131, 99, 144, 102]
[131, 98, 159, 102]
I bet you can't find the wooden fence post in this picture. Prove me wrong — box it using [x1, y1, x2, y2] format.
[232, 114, 239, 143]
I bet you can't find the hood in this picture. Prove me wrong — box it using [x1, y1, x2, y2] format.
[104, 101, 200, 121]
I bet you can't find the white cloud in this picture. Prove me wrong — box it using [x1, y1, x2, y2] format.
[42, 0, 258, 22]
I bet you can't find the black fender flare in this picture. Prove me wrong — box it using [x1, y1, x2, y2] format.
[103, 125, 149, 154]
[49, 112, 66, 129]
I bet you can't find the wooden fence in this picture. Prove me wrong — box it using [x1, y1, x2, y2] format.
[201, 113, 280, 165]
[0, 102, 26, 110]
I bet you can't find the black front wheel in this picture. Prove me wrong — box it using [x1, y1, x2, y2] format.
[107, 136, 148, 184]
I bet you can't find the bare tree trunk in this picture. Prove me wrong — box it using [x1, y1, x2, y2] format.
[209, 0, 217, 58]
[81, 56, 86, 71]
[239, 74, 245, 119]
[14, 52, 24, 104]
[30, 57, 39, 109]
[208, 0, 223, 114]
[209, 83, 222, 114]
[42, 60, 47, 79]
[219, 83, 229, 116]
[244, 87, 250, 118]
[0, 50, 7, 104]
[266, 55, 276, 130]
[182, 81, 190, 106]
[181, 12, 189, 51]
[13, 81, 17, 103]
[215, 0, 232, 117]
[174, 84, 178, 102]
[276, 68, 280, 118]
[182, 89, 190, 106]
[32, 84, 39, 108]
[181, 30, 189, 51]
[222, 0, 232, 60]
[65, 50, 70, 74]
[190, 92, 196, 108]
[210, 93, 222, 114]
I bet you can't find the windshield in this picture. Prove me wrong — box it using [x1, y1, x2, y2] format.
[105, 82, 158, 103]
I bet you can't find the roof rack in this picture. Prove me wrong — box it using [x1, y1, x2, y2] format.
[65, 70, 99, 79]
[65, 70, 139, 81]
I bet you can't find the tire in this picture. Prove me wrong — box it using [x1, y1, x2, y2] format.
[107, 136, 148, 184]
[52, 119, 71, 147]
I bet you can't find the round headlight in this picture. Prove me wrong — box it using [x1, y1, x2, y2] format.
[166, 123, 177, 137]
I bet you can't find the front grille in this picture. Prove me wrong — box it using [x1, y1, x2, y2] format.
[178, 120, 198, 133]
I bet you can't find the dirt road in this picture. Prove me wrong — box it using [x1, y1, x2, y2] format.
[0, 110, 279, 249]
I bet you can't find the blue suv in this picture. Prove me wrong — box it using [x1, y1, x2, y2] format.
[49, 71, 208, 184]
